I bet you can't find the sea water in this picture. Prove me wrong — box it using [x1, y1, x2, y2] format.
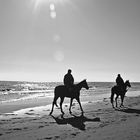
[0, 81, 140, 104]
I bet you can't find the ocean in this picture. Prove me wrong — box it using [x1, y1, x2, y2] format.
[0, 81, 140, 104]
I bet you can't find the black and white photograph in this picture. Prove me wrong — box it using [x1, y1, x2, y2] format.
[0, 0, 140, 140]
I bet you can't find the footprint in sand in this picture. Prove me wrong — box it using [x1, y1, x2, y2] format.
[3, 113, 17, 116]
[29, 109, 34, 112]
[11, 117, 21, 120]
[23, 127, 28, 130]
[38, 125, 45, 128]
[88, 101, 93, 103]
[41, 136, 59, 140]
[25, 112, 35, 115]
[71, 133, 77, 136]
[12, 128, 22, 131]
[121, 118, 127, 121]
[42, 137, 52, 139]
[43, 109, 50, 111]
[54, 136, 60, 139]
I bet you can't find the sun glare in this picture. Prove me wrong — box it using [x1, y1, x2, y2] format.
[32, 0, 70, 19]
[32, 0, 69, 10]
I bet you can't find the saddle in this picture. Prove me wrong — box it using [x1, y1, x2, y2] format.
[65, 85, 75, 94]
[116, 85, 125, 92]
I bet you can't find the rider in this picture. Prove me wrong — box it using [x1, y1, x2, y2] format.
[116, 74, 124, 91]
[63, 69, 74, 92]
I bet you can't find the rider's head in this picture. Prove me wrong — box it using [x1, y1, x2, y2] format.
[68, 69, 72, 74]
[118, 74, 121, 77]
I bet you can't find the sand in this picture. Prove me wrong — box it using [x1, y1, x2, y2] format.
[0, 95, 140, 140]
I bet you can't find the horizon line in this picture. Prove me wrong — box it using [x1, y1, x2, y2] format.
[0, 80, 139, 83]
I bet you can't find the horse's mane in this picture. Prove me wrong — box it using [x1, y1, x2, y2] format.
[76, 79, 86, 86]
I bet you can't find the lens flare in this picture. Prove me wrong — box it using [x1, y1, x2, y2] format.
[54, 51, 64, 62]
[50, 3, 55, 11]
[49, 3, 56, 19]
[50, 11, 56, 18]
[32, 0, 70, 10]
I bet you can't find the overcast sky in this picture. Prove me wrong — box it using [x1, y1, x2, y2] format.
[0, 0, 140, 82]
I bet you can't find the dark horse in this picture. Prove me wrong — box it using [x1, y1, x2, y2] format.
[111, 80, 131, 108]
[50, 79, 89, 115]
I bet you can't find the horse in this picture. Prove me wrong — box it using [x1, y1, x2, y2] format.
[49, 79, 89, 115]
[110, 80, 131, 108]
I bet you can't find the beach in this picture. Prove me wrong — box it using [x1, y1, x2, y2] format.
[1, 0, 140, 139]
[0, 87, 140, 140]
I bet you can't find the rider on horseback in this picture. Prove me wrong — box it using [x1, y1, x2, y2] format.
[63, 69, 74, 93]
[116, 74, 124, 91]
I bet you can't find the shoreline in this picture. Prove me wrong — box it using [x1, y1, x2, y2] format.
[0, 89, 140, 114]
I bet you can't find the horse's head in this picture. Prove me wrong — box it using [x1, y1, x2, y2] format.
[81, 79, 89, 90]
[125, 80, 131, 88]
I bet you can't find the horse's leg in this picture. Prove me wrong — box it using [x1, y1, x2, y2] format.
[49, 96, 59, 115]
[111, 88, 115, 108]
[115, 95, 119, 108]
[60, 97, 64, 114]
[120, 95, 125, 107]
[50, 102, 54, 115]
[69, 98, 73, 114]
[76, 98, 84, 113]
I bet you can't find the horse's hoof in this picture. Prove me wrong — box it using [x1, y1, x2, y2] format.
[81, 111, 84, 114]
[61, 112, 65, 115]
[49, 112, 52, 115]
[81, 112, 84, 116]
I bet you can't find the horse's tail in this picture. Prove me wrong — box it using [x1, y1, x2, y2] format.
[111, 87, 115, 104]
[53, 87, 58, 107]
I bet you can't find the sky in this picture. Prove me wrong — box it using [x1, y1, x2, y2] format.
[0, 0, 140, 82]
